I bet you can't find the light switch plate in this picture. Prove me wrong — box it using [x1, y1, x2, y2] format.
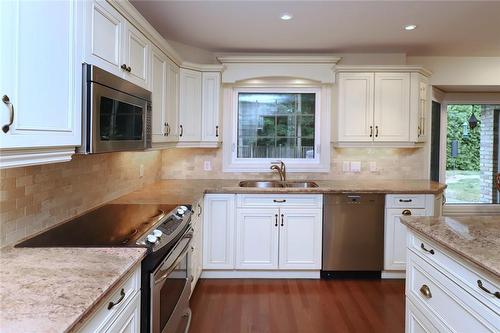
[350, 161, 361, 173]
[204, 160, 212, 171]
[342, 161, 350, 173]
[139, 164, 144, 178]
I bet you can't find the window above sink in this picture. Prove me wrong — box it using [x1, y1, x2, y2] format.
[223, 84, 331, 173]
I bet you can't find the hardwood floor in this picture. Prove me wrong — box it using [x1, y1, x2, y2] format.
[189, 279, 405, 333]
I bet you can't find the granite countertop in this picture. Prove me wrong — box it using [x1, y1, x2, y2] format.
[113, 179, 446, 206]
[0, 247, 146, 333]
[400, 215, 500, 278]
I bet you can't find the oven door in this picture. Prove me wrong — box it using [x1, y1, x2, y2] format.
[90, 82, 150, 153]
[151, 228, 193, 333]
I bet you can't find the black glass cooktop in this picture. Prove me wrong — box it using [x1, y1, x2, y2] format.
[16, 203, 179, 247]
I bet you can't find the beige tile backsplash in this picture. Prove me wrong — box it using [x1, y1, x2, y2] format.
[161, 146, 429, 181]
[1, 144, 427, 247]
[0, 151, 161, 247]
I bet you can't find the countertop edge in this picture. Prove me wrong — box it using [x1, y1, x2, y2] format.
[401, 220, 500, 279]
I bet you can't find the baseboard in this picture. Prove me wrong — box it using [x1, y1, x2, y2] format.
[201, 270, 320, 279]
[381, 270, 406, 279]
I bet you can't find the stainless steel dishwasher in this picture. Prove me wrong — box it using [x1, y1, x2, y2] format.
[322, 194, 385, 278]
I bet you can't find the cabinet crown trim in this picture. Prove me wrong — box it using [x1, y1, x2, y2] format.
[336, 65, 432, 77]
[181, 62, 224, 72]
[216, 54, 341, 64]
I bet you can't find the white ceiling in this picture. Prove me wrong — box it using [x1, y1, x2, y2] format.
[131, 1, 500, 56]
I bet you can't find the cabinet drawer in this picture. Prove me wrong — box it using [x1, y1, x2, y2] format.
[407, 252, 499, 332]
[409, 233, 500, 314]
[236, 194, 322, 208]
[406, 297, 447, 333]
[78, 265, 141, 333]
[385, 194, 428, 208]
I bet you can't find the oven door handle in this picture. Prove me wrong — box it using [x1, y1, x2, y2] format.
[153, 229, 193, 285]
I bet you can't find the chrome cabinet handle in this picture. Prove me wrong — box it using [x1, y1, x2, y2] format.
[420, 243, 435, 255]
[215, 125, 219, 137]
[2, 95, 14, 133]
[273, 199, 286, 203]
[477, 280, 500, 299]
[280, 214, 284, 227]
[179, 124, 183, 137]
[402, 209, 412, 216]
[375, 125, 379, 137]
[369, 126, 373, 138]
[108, 288, 125, 310]
[275, 214, 278, 227]
[419, 285, 432, 299]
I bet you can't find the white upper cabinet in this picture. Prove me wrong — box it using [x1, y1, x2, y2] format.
[123, 22, 149, 89]
[0, 0, 82, 166]
[373, 73, 410, 142]
[85, 0, 123, 76]
[84, 0, 149, 89]
[201, 72, 221, 142]
[335, 67, 430, 146]
[337, 73, 374, 142]
[150, 46, 168, 142]
[178, 68, 202, 142]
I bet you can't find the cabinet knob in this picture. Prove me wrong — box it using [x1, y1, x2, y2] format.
[275, 214, 278, 227]
[402, 209, 412, 216]
[369, 126, 373, 138]
[375, 126, 379, 138]
[215, 125, 219, 137]
[107, 288, 126, 310]
[420, 243, 435, 255]
[179, 125, 183, 137]
[419, 284, 432, 299]
[121, 64, 128, 71]
[2, 95, 14, 133]
[477, 280, 500, 299]
[280, 214, 284, 227]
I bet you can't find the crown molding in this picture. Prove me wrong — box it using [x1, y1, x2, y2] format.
[336, 65, 432, 77]
[216, 54, 342, 64]
[181, 61, 224, 72]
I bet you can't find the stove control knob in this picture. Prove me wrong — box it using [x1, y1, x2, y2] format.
[176, 208, 184, 216]
[146, 234, 158, 243]
[153, 229, 163, 238]
[180, 205, 188, 212]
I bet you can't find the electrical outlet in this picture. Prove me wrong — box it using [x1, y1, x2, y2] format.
[139, 164, 144, 178]
[369, 161, 377, 172]
[350, 161, 361, 173]
[342, 161, 350, 173]
[203, 160, 212, 171]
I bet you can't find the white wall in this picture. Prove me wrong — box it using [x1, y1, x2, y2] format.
[407, 56, 500, 86]
[167, 39, 219, 64]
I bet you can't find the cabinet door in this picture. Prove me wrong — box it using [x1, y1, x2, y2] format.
[203, 194, 235, 269]
[410, 73, 429, 143]
[279, 208, 322, 270]
[190, 216, 203, 295]
[0, 0, 82, 149]
[150, 46, 168, 143]
[165, 61, 179, 141]
[104, 293, 140, 333]
[235, 209, 279, 269]
[84, 0, 123, 77]
[201, 72, 221, 142]
[178, 69, 202, 142]
[374, 73, 410, 142]
[337, 72, 374, 142]
[123, 22, 149, 89]
[384, 208, 427, 270]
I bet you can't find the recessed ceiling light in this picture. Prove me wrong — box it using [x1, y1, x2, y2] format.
[404, 24, 417, 31]
[280, 13, 293, 21]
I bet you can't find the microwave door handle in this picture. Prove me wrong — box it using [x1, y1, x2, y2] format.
[153, 231, 193, 285]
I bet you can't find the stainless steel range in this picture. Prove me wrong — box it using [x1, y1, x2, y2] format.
[17, 203, 193, 333]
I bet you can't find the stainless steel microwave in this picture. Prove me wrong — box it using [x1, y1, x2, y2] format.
[79, 64, 152, 154]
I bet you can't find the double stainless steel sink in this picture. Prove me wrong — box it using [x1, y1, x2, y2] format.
[238, 180, 319, 188]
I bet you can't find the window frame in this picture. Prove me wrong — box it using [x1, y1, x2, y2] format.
[223, 85, 331, 172]
[436, 93, 500, 214]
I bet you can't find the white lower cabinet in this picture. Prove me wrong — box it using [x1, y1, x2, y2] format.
[405, 231, 500, 332]
[204, 194, 322, 277]
[235, 208, 279, 269]
[384, 194, 435, 272]
[202, 194, 236, 269]
[189, 199, 203, 295]
[78, 265, 141, 333]
[278, 208, 322, 270]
